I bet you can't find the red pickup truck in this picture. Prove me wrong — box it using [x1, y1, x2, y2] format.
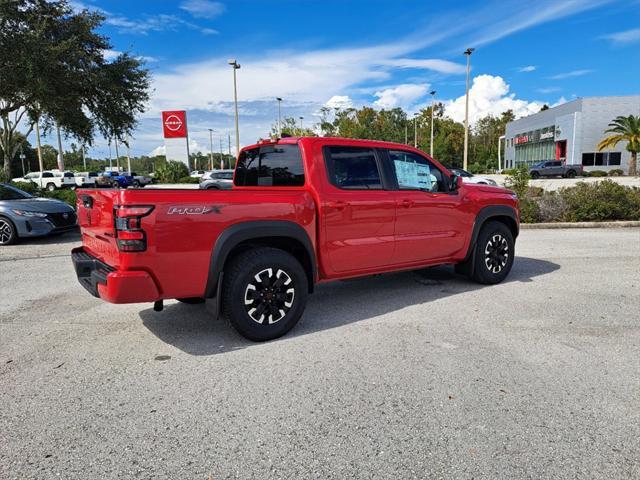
[72, 137, 519, 341]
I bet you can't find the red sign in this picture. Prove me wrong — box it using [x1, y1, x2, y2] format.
[162, 110, 188, 138]
[514, 135, 529, 145]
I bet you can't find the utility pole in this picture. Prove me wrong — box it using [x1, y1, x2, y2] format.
[114, 137, 121, 170]
[430, 90, 436, 157]
[299, 116, 304, 134]
[35, 119, 44, 173]
[55, 122, 65, 171]
[276, 97, 283, 136]
[414, 115, 418, 148]
[81, 145, 86, 170]
[125, 134, 132, 173]
[208, 128, 214, 170]
[228, 59, 241, 155]
[463, 48, 475, 170]
[19, 146, 26, 176]
[228, 133, 231, 156]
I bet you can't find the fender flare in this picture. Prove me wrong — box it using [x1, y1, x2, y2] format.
[204, 220, 317, 299]
[464, 205, 519, 262]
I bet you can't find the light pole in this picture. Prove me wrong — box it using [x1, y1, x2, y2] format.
[208, 128, 214, 170]
[19, 146, 26, 175]
[228, 59, 241, 156]
[405, 121, 408, 144]
[276, 97, 283, 136]
[463, 48, 475, 170]
[498, 135, 505, 172]
[430, 90, 436, 157]
[81, 144, 86, 170]
[414, 114, 418, 148]
[219, 137, 224, 169]
[299, 116, 304, 134]
[35, 118, 44, 173]
[108, 138, 113, 170]
[55, 122, 65, 171]
[114, 137, 121, 170]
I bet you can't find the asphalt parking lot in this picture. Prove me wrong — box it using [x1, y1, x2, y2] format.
[1, 228, 639, 479]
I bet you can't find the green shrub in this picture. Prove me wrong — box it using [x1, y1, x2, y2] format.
[504, 164, 530, 198]
[502, 168, 517, 176]
[588, 170, 608, 177]
[468, 163, 483, 174]
[519, 198, 540, 223]
[9, 180, 39, 194]
[43, 189, 77, 207]
[154, 161, 190, 183]
[177, 176, 200, 184]
[535, 192, 569, 223]
[559, 180, 640, 221]
[608, 169, 624, 176]
[580, 171, 590, 177]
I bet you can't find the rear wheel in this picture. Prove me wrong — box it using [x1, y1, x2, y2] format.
[111, 180, 120, 189]
[530, 171, 540, 179]
[223, 247, 308, 341]
[0, 217, 18, 245]
[206, 185, 219, 190]
[133, 180, 141, 187]
[566, 170, 576, 178]
[46, 183, 56, 191]
[470, 221, 515, 284]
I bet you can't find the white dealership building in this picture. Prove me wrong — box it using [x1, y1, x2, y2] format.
[504, 96, 640, 173]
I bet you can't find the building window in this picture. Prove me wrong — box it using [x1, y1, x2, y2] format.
[582, 153, 594, 166]
[594, 152, 605, 166]
[608, 152, 621, 166]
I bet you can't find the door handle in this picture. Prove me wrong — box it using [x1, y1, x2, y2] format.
[401, 199, 413, 208]
[327, 201, 347, 210]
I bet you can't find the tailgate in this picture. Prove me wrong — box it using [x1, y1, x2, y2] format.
[76, 190, 120, 266]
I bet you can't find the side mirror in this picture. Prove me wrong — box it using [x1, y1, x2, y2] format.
[450, 174, 461, 191]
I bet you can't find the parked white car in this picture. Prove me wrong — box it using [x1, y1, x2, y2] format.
[12, 171, 76, 191]
[123, 172, 153, 187]
[190, 170, 206, 178]
[72, 172, 98, 188]
[448, 167, 498, 186]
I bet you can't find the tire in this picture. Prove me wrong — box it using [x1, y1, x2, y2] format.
[46, 183, 56, 191]
[566, 170, 576, 178]
[177, 297, 205, 304]
[206, 185, 219, 190]
[223, 247, 308, 341]
[111, 181, 120, 189]
[133, 180, 141, 187]
[530, 171, 540, 179]
[0, 216, 18, 245]
[470, 221, 515, 285]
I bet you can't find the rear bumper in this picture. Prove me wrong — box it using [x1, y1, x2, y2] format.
[71, 247, 160, 303]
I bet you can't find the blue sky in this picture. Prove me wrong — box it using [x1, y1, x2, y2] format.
[52, 0, 640, 158]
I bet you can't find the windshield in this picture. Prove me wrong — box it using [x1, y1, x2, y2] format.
[0, 185, 32, 200]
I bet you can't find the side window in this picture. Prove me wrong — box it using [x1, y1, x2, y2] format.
[42, 172, 54, 178]
[235, 144, 304, 187]
[324, 146, 382, 190]
[388, 150, 444, 193]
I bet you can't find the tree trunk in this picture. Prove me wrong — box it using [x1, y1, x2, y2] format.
[629, 151, 638, 177]
[1, 150, 10, 181]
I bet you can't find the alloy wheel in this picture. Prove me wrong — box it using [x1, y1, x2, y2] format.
[0, 219, 13, 244]
[484, 234, 509, 273]
[243, 267, 295, 324]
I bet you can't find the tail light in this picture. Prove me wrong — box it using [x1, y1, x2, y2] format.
[114, 205, 154, 252]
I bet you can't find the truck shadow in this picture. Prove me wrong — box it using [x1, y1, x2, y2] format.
[140, 256, 559, 356]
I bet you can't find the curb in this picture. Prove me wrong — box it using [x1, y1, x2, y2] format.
[521, 221, 640, 229]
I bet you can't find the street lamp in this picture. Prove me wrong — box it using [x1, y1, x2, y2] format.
[208, 128, 214, 170]
[276, 97, 283, 137]
[228, 59, 241, 156]
[463, 48, 475, 170]
[299, 116, 304, 133]
[125, 134, 132, 174]
[429, 90, 436, 157]
[414, 114, 419, 148]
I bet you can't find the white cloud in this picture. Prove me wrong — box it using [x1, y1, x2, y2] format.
[373, 84, 430, 109]
[549, 69, 593, 79]
[102, 49, 121, 61]
[149, 138, 206, 157]
[325, 96, 354, 110]
[518, 65, 536, 72]
[179, 0, 225, 19]
[600, 28, 640, 45]
[379, 58, 465, 74]
[537, 87, 561, 94]
[444, 75, 544, 124]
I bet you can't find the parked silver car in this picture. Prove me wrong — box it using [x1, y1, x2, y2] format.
[0, 183, 77, 245]
[199, 169, 234, 190]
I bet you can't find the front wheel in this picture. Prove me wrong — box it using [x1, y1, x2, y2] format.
[470, 221, 515, 284]
[0, 217, 18, 245]
[46, 183, 56, 191]
[566, 170, 576, 178]
[223, 247, 308, 341]
[530, 171, 540, 179]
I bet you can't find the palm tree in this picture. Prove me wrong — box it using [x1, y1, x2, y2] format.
[597, 115, 640, 176]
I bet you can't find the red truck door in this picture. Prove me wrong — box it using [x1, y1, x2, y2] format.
[321, 146, 396, 273]
[384, 149, 467, 264]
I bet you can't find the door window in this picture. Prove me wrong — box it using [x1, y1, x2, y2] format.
[388, 150, 444, 192]
[324, 146, 382, 190]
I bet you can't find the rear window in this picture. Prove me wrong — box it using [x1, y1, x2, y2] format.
[234, 144, 304, 187]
